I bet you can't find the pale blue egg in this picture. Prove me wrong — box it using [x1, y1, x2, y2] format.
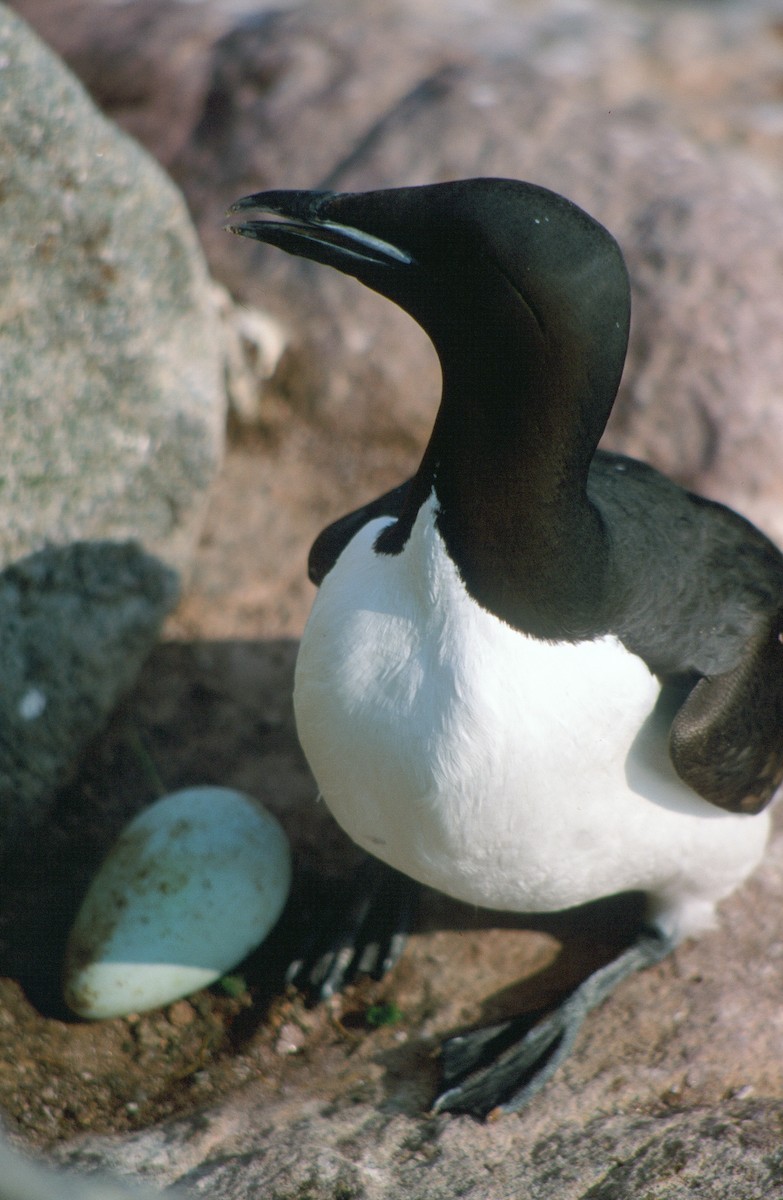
[63, 787, 291, 1019]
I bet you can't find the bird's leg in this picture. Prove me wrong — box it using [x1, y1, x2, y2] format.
[433, 926, 676, 1118]
[287, 857, 418, 1000]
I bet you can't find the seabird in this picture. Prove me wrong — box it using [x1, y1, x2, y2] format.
[227, 178, 783, 1117]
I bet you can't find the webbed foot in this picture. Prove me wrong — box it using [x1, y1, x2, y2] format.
[432, 928, 675, 1117]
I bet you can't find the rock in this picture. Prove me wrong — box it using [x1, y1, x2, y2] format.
[0, 1125, 175, 1199]
[7, 0, 227, 170]
[212, 283, 290, 427]
[0, 542, 178, 852]
[0, 2, 224, 853]
[53, 1099, 783, 1200]
[0, 3, 225, 577]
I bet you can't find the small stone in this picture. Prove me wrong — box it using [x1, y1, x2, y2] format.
[275, 1023, 306, 1056]
[17, 688, 47, 721]
[167, 1000, 196, 1028]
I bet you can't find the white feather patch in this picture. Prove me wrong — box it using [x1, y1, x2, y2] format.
[294, 494, 770, 941]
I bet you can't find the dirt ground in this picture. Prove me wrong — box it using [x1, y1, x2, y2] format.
[0, 426, 646, 1148]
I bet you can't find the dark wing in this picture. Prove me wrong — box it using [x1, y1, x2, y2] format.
[669, 608, 783, 813]
[591, 451, 783, 815]
[308, 480, 412, 585]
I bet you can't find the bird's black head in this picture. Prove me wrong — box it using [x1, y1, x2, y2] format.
[228, 179, 631, 632]
[227, 178, 630, 422]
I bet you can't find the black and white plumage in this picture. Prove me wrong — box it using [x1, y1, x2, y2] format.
[228, 178, 783, 1116]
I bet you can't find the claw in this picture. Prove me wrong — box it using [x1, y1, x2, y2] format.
[286, 858, 417, 1001]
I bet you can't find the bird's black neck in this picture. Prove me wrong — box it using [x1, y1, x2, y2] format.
[376, 310, 615, 641]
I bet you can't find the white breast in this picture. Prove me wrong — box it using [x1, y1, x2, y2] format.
[294, 494, 769, 942]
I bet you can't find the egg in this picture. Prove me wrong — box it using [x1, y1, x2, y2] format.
[63, 786, 291, 1019]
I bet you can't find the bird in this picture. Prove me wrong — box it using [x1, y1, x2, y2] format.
[227, 178, 783, 1117]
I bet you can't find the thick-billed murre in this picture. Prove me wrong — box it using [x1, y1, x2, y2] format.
[228, 178, 783, 1116]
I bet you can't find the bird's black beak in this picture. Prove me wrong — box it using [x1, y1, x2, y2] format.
[226, 189, 416, 274]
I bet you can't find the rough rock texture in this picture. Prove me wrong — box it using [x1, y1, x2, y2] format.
[10, 0, 230, 170]
[0, 3, 225, 851]
[0, 3, 226, 577]
[0, 1126, 178, 1200]
[55, 1102, 783, 1200]
[0, 542, 178, 851]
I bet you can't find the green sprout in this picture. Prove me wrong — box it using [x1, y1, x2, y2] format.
[218, 973, 248, 999]
[365, 1001, 403, 1028]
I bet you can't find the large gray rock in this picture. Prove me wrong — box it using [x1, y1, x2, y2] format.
[0, 3, 225, 577]
[0, 4, 225, 850]
[0, 542, 178, 851]
[55, 1102, 783, 1200]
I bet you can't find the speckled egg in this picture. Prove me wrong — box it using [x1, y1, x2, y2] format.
[63, 786, 291, 1019]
